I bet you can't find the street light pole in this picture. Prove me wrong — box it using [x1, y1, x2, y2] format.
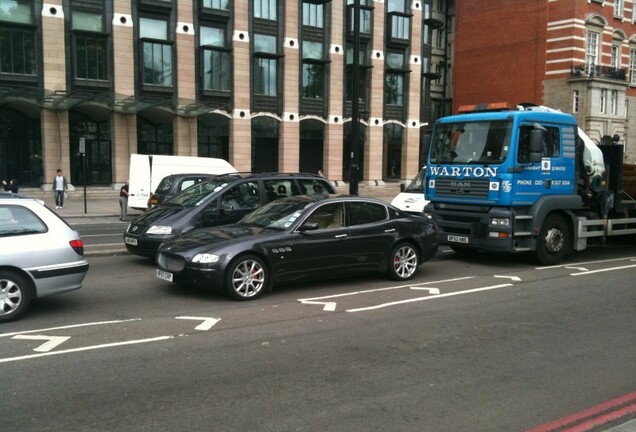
[349, 0, 361, 195]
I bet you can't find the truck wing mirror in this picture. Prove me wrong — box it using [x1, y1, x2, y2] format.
[529, 128, 545, 163]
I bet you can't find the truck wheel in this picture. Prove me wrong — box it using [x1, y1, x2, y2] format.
[534, 214, 570, 265]
[0, 271, 33, 323]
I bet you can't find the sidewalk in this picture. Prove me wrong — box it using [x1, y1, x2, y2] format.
[41, 195, 142, 224]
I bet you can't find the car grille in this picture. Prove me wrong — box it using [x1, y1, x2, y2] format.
[127, 224, 147, 235]
[157, 253, 186, 272]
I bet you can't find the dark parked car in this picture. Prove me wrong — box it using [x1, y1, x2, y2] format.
[156, 195, 438, 300]
[125, 172, 336, 257]
[147, 173, 219, 208]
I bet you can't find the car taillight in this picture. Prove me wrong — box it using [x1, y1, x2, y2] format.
[69, 239, 84, 256]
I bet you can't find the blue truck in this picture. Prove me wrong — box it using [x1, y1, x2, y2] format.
[424, 103, 636, 265]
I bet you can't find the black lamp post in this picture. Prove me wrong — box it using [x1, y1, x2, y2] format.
[349, 0, 361, 195]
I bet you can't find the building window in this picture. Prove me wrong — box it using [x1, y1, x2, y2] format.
[140, 17, 173, 87]
[302, 2, 324, 28]
[586, 31, 599, 75]
[434, 28, 444, 49]
[600, 89, 607, 114]
[0, 0, 36, 76]
[347, 0, 372, 35]
[387, 0, 410, 41]
[614, 0, 623, 18]
[630, 49, 636, 85]
[611, 90, 618, 114]
[202, 0, 229, 11]
[253, 34, 278, 96]
[200, 26, 231, 92]
[254, 0, 277, 21]
[72, 10, 107, 82]
[302, 41, 325, 99]
[611, 45, 620, 68]
[572, 90, 579, 113]
[385, 51, 406, 106]
[345, 42, 370, 104]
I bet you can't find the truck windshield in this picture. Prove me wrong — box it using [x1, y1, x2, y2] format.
[429, 120, 512, 164]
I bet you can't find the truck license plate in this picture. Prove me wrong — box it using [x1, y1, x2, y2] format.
[125, 236, 137, 246]
[448, 235, 469, 244]
[156, 269, 173, 282]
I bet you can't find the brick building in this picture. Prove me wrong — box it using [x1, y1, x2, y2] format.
[0, 0, 446, 193]
[454, 0, 636, 164]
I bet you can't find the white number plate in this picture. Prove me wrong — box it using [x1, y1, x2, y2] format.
[447, 235, 469, 244]
[125, 236, 137, 246]
[156, 269, 173, 282]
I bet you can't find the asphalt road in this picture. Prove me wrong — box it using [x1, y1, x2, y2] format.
[1, 242, 635, 432]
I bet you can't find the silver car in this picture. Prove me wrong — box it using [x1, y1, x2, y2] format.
[0, 198, 89, 322]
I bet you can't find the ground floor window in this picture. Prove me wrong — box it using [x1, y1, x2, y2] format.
[0, 108, 41, 187]
[342, 121, 366, 182]
[384, 123, 403, 181]
[251, 116, 279, 173]
[137, 114, 173, 155]
[299, 120, 324, 175]
[69, 111, 112, 185]
[198, 114, 229, 160]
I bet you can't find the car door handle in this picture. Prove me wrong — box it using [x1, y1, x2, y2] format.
[335, 234, 348, 238]
[384, 229, 396, 233]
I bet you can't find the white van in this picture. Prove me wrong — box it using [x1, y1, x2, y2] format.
[128, 154, 237, 210]
[390, 167, 428, 215]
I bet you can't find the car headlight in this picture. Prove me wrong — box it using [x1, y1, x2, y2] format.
[192, 253, 220, 264]
[491, 217, 510, 226]
[146, 225, 173, 235]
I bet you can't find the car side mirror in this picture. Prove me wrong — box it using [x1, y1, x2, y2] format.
[400, 183, 405, 192]
[299, 222, 320, 232]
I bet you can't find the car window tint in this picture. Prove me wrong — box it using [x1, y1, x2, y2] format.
[304, 203, 344, 229]
[263, 180, 294, 203]
[298, 179, 334, 196]
[349, 202, 388, 226]
[221, 181, 260, 211]
[0, 205, 47, 236]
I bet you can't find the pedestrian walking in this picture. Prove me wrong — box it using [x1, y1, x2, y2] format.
[52, 169, 68, 209]
[2, 178, 18, 193]
[119, 180, 129, 221]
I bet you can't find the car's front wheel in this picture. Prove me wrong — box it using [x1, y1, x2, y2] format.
[225, 255, 269, 300]
[0, 271, 33, 323]
[388, 243, 419, 281]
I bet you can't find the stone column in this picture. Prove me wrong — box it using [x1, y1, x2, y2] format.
[325, 0, 345, 181]
[174, 5, 197, 156]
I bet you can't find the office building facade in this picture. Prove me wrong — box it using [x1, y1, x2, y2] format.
[0, 0, 445, 190]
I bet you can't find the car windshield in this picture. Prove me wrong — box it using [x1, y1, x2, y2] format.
[166, 178, 235, 207]
[239, 197, 316, 230]
[404, 168, 426, 193]
[429, 120, 512, 164]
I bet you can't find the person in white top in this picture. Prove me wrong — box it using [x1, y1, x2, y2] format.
[52, 169, 68, 209]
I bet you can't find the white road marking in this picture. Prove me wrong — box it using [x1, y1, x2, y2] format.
[0, 336, 173, 364]
[175, 316, 221, 331]
[0, 318, 141, 338]
[12, 335, 71, 352]
[537, 256, 636, 270]
[570, 264, 636, 276]
[298, 276, 474, 311]
[347, 283, 514, 313]
[409, 287, 441, 294]
[494, 275, 522, 281]
[565, 266, 589, 272]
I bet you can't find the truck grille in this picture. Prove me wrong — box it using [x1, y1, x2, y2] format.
[435, 178, 490, 198]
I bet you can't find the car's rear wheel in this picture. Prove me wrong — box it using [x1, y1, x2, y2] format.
[388, 243, 419, 281]
[0, 271, 32, 323]
[225, 255, 269, 300]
